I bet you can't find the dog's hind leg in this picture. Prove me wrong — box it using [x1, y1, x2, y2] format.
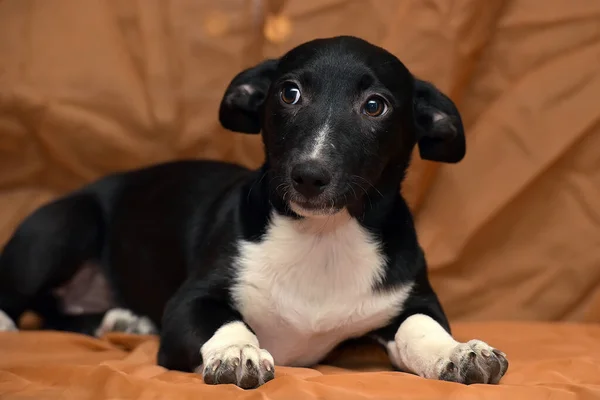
[94, 308, 158, 337]
[0, 193, 104, 330]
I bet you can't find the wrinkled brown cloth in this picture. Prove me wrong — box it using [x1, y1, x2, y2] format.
[1, 0, 600, 399]
[2, 323, 600, 400]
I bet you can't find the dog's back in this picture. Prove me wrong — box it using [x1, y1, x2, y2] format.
[0, 160, 250, 331]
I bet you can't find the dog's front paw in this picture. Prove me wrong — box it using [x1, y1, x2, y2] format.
[436, 340, 508, 384]
[201, 344, 275, 389]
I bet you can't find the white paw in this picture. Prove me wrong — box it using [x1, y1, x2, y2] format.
[95, 308, 157, 337]
[435, 340, 508, 384]
[0, 309, 17, 331]
[201, 343, 275, 389]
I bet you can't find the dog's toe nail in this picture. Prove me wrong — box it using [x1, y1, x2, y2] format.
[492, 349, 506, 358]
[212, 360, 221, 371]
[263, 360, 273, 372]
[482, 349, 491, 357]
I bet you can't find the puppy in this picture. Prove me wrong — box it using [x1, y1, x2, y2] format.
[0, 36, 508, 388]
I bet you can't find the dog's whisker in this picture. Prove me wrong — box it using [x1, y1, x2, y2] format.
[352, 175, 384, 199]
[282, 186, 293, 204]
[275, 183, 287, 193]
[346, 183, 358, 200]
[352, 181, 373, 210]
[258, 171, 269, 185]
[268, 175, 282, 190]
[247, 170, 269, 202]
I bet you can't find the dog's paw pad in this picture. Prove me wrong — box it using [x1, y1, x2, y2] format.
[437, 340, 508, 384]
[0, 309, 17, 332]
[201, 344, 275, 389]
[95, 308, 157, 337]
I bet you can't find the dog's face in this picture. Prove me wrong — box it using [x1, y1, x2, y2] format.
[220, 36, 465, 218]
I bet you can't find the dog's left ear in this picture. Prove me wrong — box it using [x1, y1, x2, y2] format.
[219, 59, 279, 134]
[413, 79, 466, 163]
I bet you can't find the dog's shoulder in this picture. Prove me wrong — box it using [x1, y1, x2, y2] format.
[360, 193, 426, 290]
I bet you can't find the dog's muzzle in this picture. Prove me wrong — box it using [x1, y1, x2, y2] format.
[290, 160, 331, 199]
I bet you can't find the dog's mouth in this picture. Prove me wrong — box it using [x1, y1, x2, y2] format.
[272, 173, 359, 218]
[283, 186, 354, 218]
[288, 199, 342, 218]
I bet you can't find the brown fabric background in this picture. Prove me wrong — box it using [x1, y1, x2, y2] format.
[1, 0, 600, 398]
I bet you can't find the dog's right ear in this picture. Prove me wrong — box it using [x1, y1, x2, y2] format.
[219, 59, 279, 134]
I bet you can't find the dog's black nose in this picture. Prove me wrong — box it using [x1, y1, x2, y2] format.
[291, 161, 331, 198]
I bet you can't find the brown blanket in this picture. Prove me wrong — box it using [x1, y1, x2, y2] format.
[2, 322, 600, 400]
[2, 0, 600, 322]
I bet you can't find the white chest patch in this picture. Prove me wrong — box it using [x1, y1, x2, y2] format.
[232, 211, 412, 366]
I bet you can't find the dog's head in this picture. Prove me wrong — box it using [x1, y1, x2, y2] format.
[219, 36, 465, 218]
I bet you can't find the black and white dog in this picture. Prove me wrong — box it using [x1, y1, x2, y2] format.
[0, 36, 508, 388]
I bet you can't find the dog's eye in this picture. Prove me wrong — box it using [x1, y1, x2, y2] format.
[281, 83, 301, 105]
[362, 96, 387, 117]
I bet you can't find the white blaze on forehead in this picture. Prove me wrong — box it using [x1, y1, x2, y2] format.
[309, 108, 333, 159]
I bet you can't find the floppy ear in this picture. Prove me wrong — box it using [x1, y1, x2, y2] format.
[413, 79, 466, 163]
[219, 59, 279, 134]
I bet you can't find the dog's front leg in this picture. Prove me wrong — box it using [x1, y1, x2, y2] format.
[158, 282, 274, 389]
[374, 313, 508, 384]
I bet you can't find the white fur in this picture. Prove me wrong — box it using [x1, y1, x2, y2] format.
[232, 210, 412, 366]
[200, 321, 274, 370]
[95, 308, 157, 337]
[200, 321, 275, 387]
[202, 321, 260, 356]
[309, 109, 332, 159]
[387, 313, 457, 378]
[0, 309, 17, 331]
[387, 314, 500, 379]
